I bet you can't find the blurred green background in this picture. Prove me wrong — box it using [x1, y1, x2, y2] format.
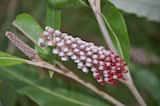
[0, 0, 160, 106]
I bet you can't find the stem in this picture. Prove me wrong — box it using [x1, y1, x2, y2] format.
[88, 0, 146, 105]
[88, 0, 116, 52]
[5, 31, 125, 106]
[121, 72, 147, 106]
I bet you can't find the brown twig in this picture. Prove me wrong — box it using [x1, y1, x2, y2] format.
[88, 0, 146, 106]
[5, 31, 125, 106]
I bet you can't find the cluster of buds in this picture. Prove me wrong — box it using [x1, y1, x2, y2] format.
[38, 26, 128, 86]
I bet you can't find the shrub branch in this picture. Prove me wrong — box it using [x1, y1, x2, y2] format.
[5, 31, 125, 106]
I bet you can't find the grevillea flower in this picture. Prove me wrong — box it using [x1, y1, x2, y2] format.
[38, 26, 128, 86]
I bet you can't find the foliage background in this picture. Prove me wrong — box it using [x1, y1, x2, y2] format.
[0, 0, 160, 106]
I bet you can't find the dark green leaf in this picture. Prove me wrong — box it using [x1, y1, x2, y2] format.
[133, 66, 160, 105]
[0, 83, 17, 106]
[13, 13, 53, 62]
[0, 66, 110, 106]
[13, 13, 43, 44]
[102, 1, 130, 63]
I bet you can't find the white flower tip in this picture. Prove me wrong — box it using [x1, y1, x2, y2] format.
[105, 51, 110, 55]
[63, 48, 69, 52]
[71, 55, 77, 60]
[92, 54, 98, 59]
[86, 58, 92, 62]
[86, 62, 92, 67]
[71, 44, 77, 48]
[82, 67, 88, 73]
[78, 62, 83, 67]
[106, 62, 110, 66]
[57, 42, 64, 47]
[79, 51, 84, 56]
[67, 52, 73, 56]
[74, 59, 80, 63]
[52, 49, 59, 54]
[59, 52, 65, 57]
[66, 40, 72, 44]
[43, 31, 49, 36]
[113, 75, 118, 79]
[48, 28, 54, 34]
[91, 68, 96, 72]
[55, 37, 61, 42]
[73, 48, 79, 52]
[54, 30, 61, 36]
[62, 33, 67, 37]
[93, 72, 98, 77]
[80, 56, 86, 60]
[61, 57, 68, 61]
[104, 73, 108, 77]
[98, 66, 104, 70]
[93, 59, 98, 64]
[45, 26, 50, 30]
[104, 77, 109, 81]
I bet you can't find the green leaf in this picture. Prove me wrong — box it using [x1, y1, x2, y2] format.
[133, 66, 160, 105]
[13, 13, 43, 44]
[13, 13, 53, 63]
[46, 7, 61, 29]
[102, 1, 130, 63]
[0, 83, 17, 106]
[0, 66, 110, 106]
[109, 0, 160, 22]
[47, 0, 87, 9]
[0, 52, 25, 66]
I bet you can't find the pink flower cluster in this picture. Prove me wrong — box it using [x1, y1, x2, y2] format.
[38, 26, 128, 85]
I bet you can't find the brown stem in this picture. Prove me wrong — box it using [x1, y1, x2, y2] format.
[5, 31, 125, 106]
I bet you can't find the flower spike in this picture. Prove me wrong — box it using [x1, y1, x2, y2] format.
[38, 26, 128, 86]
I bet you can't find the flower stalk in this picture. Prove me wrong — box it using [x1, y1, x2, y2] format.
[5, 31, 125, 106]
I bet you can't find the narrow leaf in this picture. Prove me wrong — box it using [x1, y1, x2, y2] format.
[0, 52, 25, 66]
[102, 1, 130, 63]
[133, 66, 160, 105]
[0, 83, 18, 106]
[13, 13, 43, 44]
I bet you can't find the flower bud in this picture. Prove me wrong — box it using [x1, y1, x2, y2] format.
[38, 27, 128, 86]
